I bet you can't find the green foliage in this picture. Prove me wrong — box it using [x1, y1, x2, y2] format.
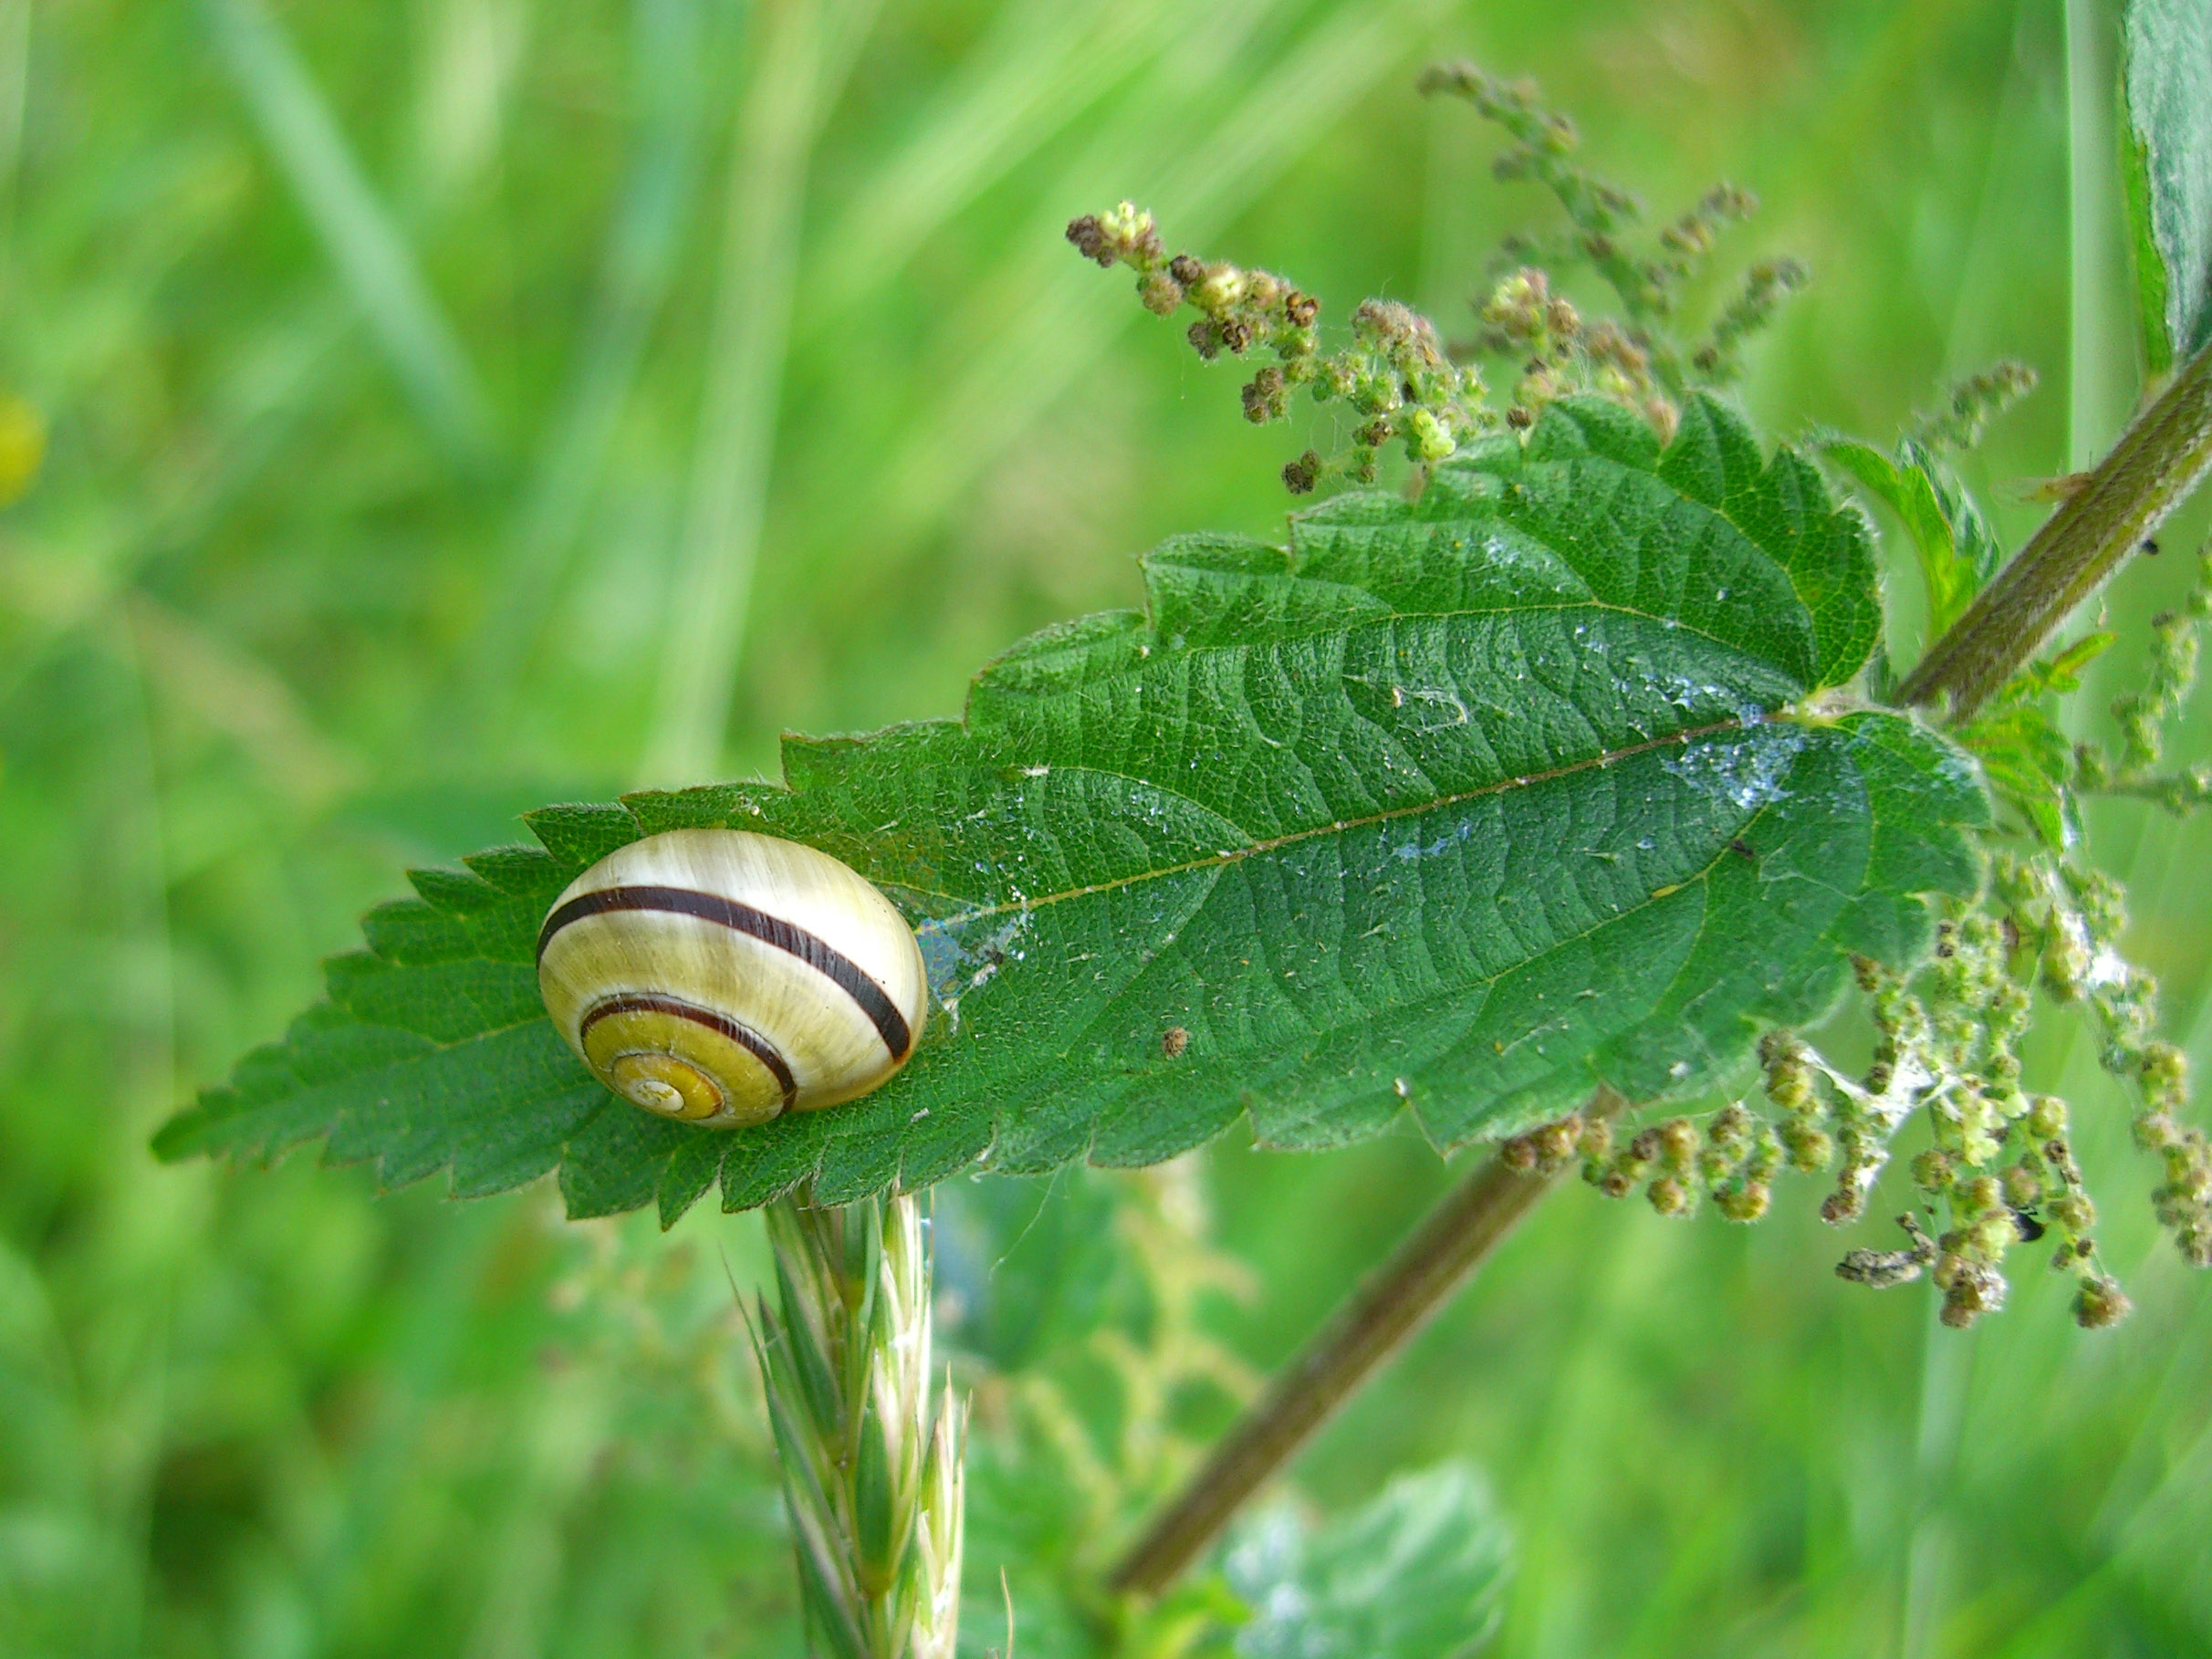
[15, 2, 2211, 1654]
[1957, 538, 2212, 850]
[1816, 433, 2007, 639]
[1807, 360, 2035, 663]
[941, 1161, 1263, 1658]
[1950, 629, 2112, 850]
[2122, 0, 2212, 372]
[157, 394, 1984, 1221]
[1216, 1464, 1511, 1659]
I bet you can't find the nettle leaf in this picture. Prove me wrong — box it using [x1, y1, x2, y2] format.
[1814, 433, 2000, 635]
[1951, 631, 2116, 852]
[156, 395, 1986, 1221]
[2123, 0, 2212, 372]
[1221, 1463, 1512, 1659]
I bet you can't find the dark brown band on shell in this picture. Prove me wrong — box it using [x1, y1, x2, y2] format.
[579, 992, 798, 1109]
[539, 883, 913, 1059]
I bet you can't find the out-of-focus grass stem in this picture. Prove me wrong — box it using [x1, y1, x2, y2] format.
[1987, 1348, 2212, 1655]
[807, 0, 1178, 318]
[90, 618, 178, 1659]
[0, 0, 27, 293]
[643, 0, 882, 787]
[2065, 0, 2131, 474]
[201, 0, 496, 470]
[475, 0, 715, 732]
[1899, 1300, 1972, 1659]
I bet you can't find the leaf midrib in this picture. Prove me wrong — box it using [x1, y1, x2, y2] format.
[1083, 751, 1796, 1089]
[903, 714, 1760, 926]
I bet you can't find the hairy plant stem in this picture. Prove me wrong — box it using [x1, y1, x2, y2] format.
[1109, 1088, 1625, 1597]
[753, 1188, 965, 1659]
[1899, 343, 2212, 718]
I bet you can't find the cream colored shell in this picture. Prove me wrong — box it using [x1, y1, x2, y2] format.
[537, 829, 928, 1128]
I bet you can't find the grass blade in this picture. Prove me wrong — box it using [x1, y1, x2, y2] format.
[202, 0, 495, 467]
[642, 0, 882, 784]
[808, 0, 1181, 316]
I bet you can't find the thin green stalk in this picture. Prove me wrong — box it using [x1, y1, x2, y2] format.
[471, 0, 715, 731]
[642, 0, 881, 787]
[202, 0, 495, 468]
[0, 0, 28, 297]
[2065, 0, 2130, 474]
[1897, 342, 2212, 718]
[754, 1190, 965, 1659]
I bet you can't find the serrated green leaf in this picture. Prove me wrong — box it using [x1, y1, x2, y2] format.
[1814, 432, 1997, 635]
[1955, 700, 2076, 853]
[2123, 0, 2212, 371]
[1223, 1462, 1512, 1659]
[157, 395, 1986, 1221]
[2047, 630, 2120, 682]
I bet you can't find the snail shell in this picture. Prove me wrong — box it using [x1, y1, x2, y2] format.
[536, 829, 928, 1128]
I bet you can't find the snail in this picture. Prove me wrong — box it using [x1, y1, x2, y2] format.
[537, 829, 928, 1128]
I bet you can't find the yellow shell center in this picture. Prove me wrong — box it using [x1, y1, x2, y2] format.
[608, 1052, 725, 1121]
[576, 999, 788, 1127]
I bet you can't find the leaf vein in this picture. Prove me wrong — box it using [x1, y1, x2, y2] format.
[915, 715, 1755, 923]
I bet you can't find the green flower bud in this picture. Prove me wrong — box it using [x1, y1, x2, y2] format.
[1403, 407, 1455, 463]
[1716, 1182, 1770, 1224]
[2048, 1193, 2096, 1232]
[1781, 1122, 1833, 1174]
[1534, 1116, 1581, 1170]
[2073, 1274, 2133, 1329]
[1912, 1148, 1955, 1191]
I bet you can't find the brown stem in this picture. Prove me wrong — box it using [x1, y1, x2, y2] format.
[1898, 343, 2212, 718]
[1109, 1087, 1626, 1597]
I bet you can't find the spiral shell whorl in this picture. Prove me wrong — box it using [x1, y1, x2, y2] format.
[536, 829, 928, 1128]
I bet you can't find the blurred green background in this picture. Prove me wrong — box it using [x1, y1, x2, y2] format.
[5, 0, 2211, 1654]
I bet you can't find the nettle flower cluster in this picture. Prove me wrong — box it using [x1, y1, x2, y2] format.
[1475, 266, 1673, 443]
[1068, 65, 1803, 495]
[1067, 202, 1486, 492]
